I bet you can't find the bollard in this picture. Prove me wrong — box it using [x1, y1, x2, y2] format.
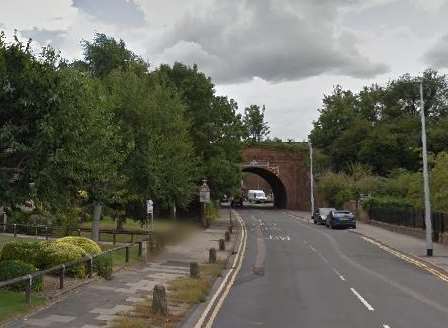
[225, 231, 230, 242]
[25, 275, 32, 305]
[219, 239, 225, 251]
[13, 224, 17, 238]
[88, 257, 94, 278]
[152, 285, 168, 315]
[209, 248, 217, 264]
[190, 262, 200, 278]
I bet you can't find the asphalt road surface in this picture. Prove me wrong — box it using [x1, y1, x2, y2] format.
[212, 209, 448, 328]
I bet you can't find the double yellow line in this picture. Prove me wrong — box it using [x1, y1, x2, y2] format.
[194, 210, 248, 328]
[361, 236, 448, 283]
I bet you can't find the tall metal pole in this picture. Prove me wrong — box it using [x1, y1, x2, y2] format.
[420, 81, 433, 257]
[308, 141, 315, 218]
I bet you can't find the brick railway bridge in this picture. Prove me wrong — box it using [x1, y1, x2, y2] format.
[241, 146, 311, 210]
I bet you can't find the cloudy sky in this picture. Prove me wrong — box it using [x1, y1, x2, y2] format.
[1, 0, 448, 140]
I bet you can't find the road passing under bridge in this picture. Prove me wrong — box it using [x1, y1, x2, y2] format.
[212, 209, 448, 328]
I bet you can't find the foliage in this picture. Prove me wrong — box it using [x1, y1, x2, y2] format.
[55, 236, 101, 255]
[431, 152, 448, 212]
[94, 253, 113, 280]
[317, 172, 354, 208]
[310, 70, 448, 174]
[0, 240, 43, 268]
[243, 104, 270, 142]
[39, 241, 87, 277]
[0, 260, 42, 291]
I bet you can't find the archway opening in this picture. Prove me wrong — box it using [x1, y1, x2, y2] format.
[242, 167, 287, 209]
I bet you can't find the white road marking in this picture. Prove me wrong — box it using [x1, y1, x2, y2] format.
[309, 245, 317, 252]
[286, 236, 290, 241]
[332, 269, 346, 281]
[383, 325, 391, 328]
[350, 288, 374, 311]
[269, 234, 272, 240]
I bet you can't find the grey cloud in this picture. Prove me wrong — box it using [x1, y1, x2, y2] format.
[73, 0, 145, 27]
[424, 34, 448, 68]
[153, 0, 389, 83]
[21, 28, 67, 49]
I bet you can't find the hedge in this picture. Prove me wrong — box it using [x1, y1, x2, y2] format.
[39, 241, 87, 278]
[54, 237, 101, 255]
[0, 260, 42, 291]
[0, 240, 43, 268]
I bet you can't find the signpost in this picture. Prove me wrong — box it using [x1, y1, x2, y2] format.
[199, 179, 210, 227]
[146, 199, 154, 231]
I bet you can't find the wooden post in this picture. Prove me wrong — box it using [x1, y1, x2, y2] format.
[152, 285, 168, 316]
[138, 241, 143, 257]
[88, 258, 94, 278]
[219, 239, 225, 251]
[45, 226, 49, 240]
[13, 224, 17, 238]
[25, 275, 32, 305]
[209, 248, 217, 264]
[190, 262, 200, 278]
[228, 225, 233, 234]
[113, 233, 117, 246]
[59, 266, 65, 289]
[125, 246, 130, 263]
[225, 231, 230, 242]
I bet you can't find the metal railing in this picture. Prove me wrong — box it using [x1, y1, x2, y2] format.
[0, 237, 150, 304]
[369, 207, 448, 242]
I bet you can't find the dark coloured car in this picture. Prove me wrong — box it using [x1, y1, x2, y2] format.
[326, 210, 356, 229]
[231, 197, 244, 208]
[312, 207, 336, 225]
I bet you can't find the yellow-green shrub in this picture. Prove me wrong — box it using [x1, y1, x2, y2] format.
[55, 236, 101, 255]
[40, 241, 87, 278]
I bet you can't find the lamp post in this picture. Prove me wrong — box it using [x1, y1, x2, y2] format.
[419, 80, 433, 257]
[308, 141, 315, 222]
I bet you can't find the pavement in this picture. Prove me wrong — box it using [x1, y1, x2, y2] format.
[212, 208, 448, 328]
[3, 213, 234, 328]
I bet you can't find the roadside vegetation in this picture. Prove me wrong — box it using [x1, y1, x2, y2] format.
[310, 70, 448, 212]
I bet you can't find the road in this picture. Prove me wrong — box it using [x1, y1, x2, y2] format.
[212, 209, 448, 328]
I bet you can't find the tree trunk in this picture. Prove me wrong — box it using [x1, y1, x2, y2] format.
[91, 202, 102, 241]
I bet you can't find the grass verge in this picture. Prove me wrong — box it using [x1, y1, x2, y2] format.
[0, 290, 46, 323]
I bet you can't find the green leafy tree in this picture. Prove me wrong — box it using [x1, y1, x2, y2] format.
[243, 104, 270, 142]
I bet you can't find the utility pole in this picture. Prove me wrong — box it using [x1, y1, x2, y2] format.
[419, 81, 433, 256]
[308, 141, 315, 220]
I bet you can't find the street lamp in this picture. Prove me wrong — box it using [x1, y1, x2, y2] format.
[308, 141, 315, 221]
[419, 80, 433, 257]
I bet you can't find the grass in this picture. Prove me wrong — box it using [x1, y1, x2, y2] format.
[0, 290, 45, 323]
[110, 262, 226, 328]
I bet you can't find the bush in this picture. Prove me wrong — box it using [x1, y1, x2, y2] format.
[40, 241, 87, 278]
[0, 260, 42, 291]
[94, 253, 113, 280]
[0, 241, 43, 268]
[54, 237, 101, 255]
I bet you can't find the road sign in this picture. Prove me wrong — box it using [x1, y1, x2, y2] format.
[199, 179, 210, 203]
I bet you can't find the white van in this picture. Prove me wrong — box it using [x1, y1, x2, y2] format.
[247, 190, 268, 203]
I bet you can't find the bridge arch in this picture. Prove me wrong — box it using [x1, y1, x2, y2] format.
[241, 146, 311, 210]
[242, 166, 287, 209]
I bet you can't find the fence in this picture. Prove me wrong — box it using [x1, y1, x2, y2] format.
[0, 223, 148, 245]
[0, 238, 150, 305]
[369, 207, 448, 242]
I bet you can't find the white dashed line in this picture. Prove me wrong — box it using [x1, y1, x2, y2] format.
[350, 288, 374, 311]
[309, 245, 317, 252]
[333, 269, 346, 281]
[383, 325, 391, 328]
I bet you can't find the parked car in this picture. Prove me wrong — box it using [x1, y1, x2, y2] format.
[247, 190, 268, 203]
[312, 207, 336, 225]
[326, 210, 356, 229]
[231, 196, 244, 208]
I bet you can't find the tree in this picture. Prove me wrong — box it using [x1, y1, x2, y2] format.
[243, 105, 270, 142]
